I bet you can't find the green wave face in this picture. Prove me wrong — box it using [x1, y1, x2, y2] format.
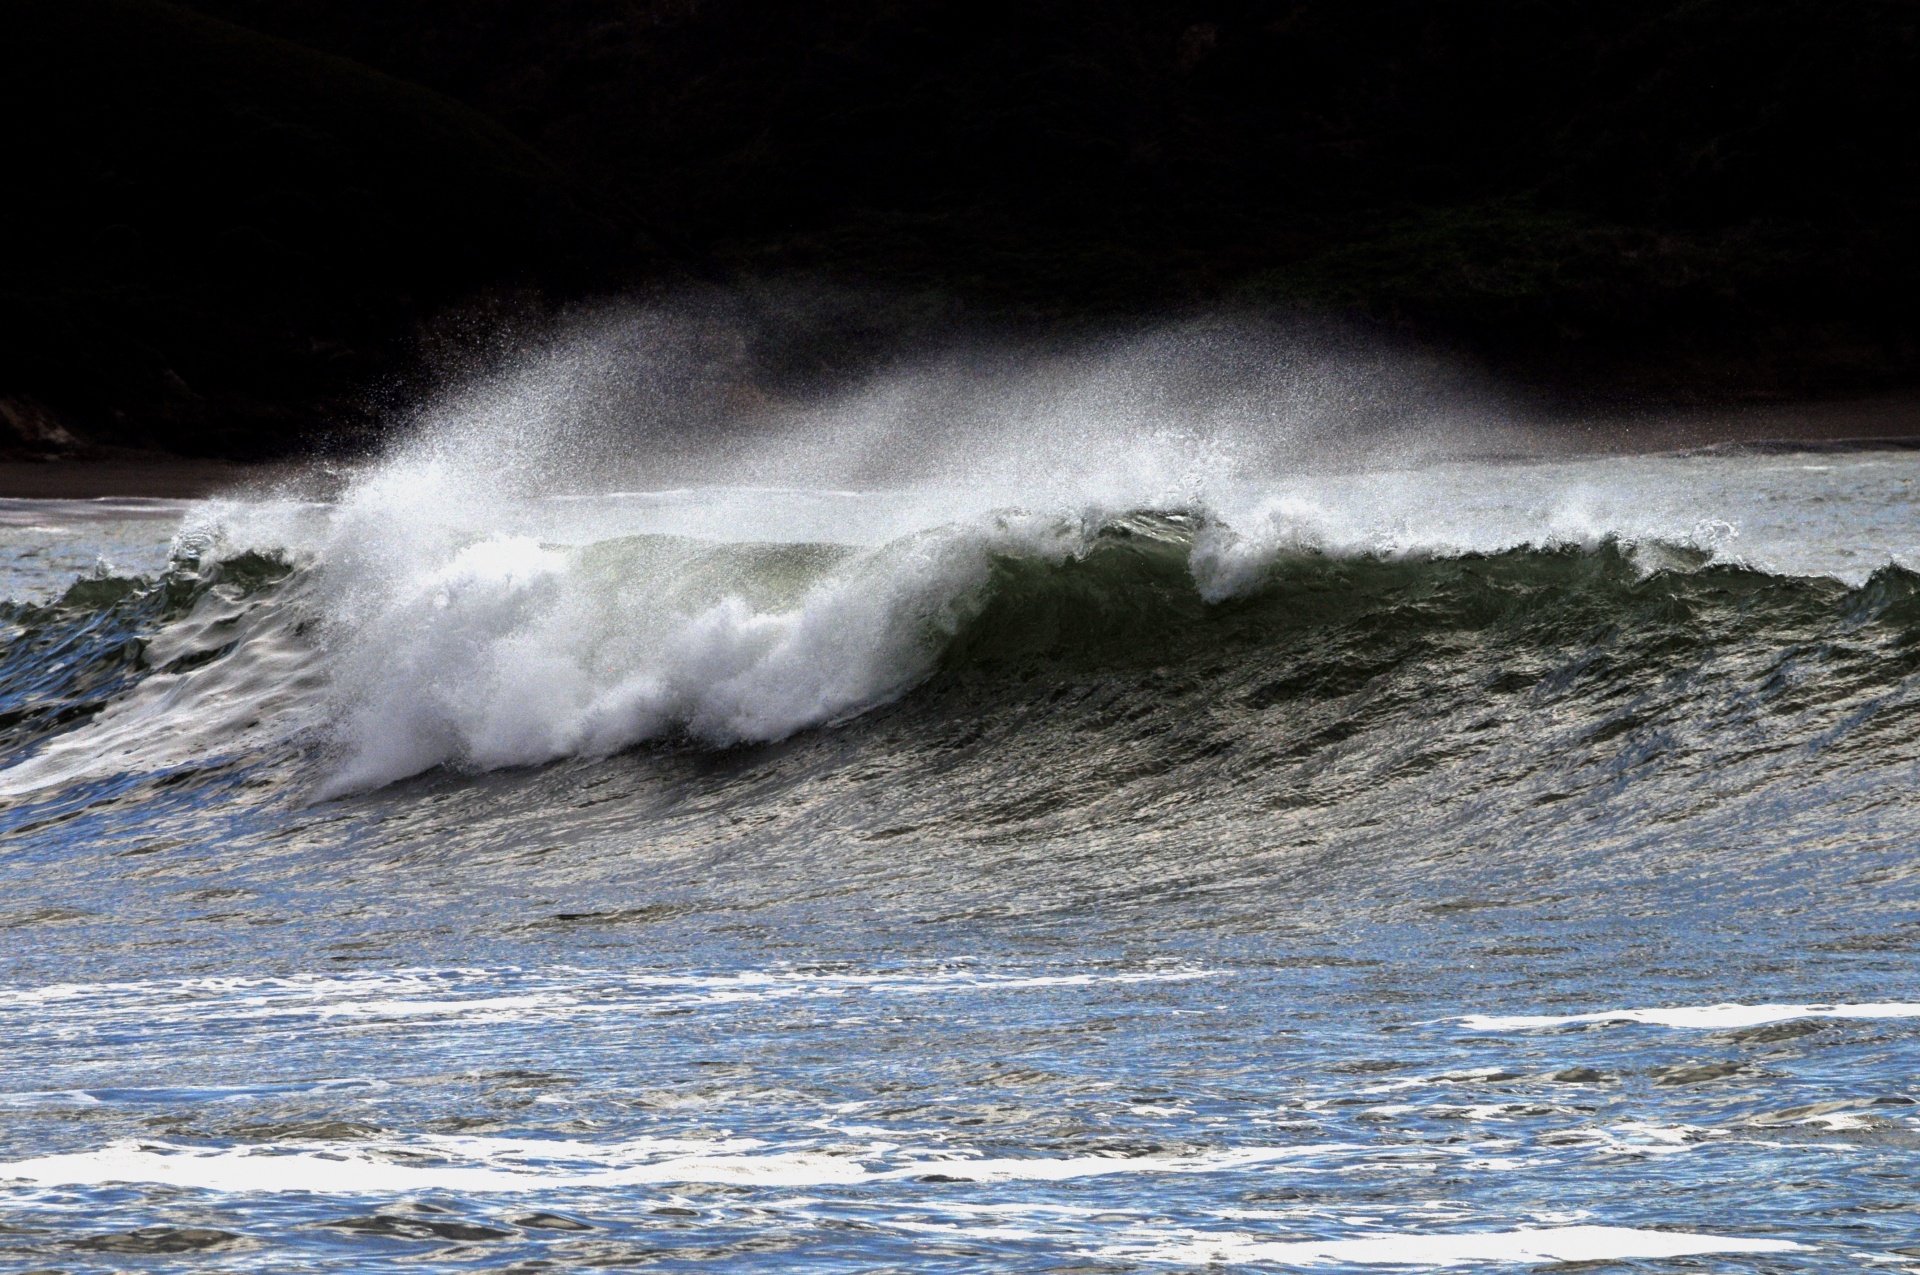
[691, 534, 1896, 874]
[945, 516, 1906, 686]
[7, 512, 1920, 818]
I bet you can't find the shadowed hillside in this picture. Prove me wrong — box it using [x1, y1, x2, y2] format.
[0, 0, 627, 456]
[7, 0, 1919, 455]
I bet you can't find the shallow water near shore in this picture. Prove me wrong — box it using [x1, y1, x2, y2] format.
[3, 439, 1920, 1271]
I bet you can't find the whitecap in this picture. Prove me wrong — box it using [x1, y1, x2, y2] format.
[1459, 1001, 1920, 1032]
[1115, 1223, 1805, 1267]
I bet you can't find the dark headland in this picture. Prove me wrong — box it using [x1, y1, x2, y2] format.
[3, 0, 1917, 489]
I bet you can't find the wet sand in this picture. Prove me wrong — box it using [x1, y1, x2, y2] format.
[0, 452, 306, 500]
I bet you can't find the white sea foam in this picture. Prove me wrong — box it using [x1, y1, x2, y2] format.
[0, 1136, 1352, 1195]
[0, 964, 1225, 1040]
[0, 1139, 871, 1194]
[1113, 1224, 1806, 1267]
[310, 513, 1076, 794]
[1459, 1001, 1920, 1032]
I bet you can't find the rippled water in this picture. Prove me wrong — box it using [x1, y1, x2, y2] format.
[3, 445, 1919, 1272]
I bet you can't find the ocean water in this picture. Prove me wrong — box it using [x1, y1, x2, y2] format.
[4, 372, 1920, 1271]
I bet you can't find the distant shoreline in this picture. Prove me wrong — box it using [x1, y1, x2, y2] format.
[0, 452, 299, 501]
[5, 390, 1920, 500]
[1527, 390, 1920, 459]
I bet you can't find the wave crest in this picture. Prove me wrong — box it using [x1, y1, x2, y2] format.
[10, 497, 1920, 801]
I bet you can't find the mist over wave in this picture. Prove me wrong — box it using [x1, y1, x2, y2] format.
[7, 302, 1920, 798]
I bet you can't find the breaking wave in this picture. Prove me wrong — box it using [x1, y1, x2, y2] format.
[9, 309, 1920, 805]
[6, 496, 1920, 805]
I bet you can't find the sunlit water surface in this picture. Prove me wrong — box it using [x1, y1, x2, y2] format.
[2, 451, 1918, 1272]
